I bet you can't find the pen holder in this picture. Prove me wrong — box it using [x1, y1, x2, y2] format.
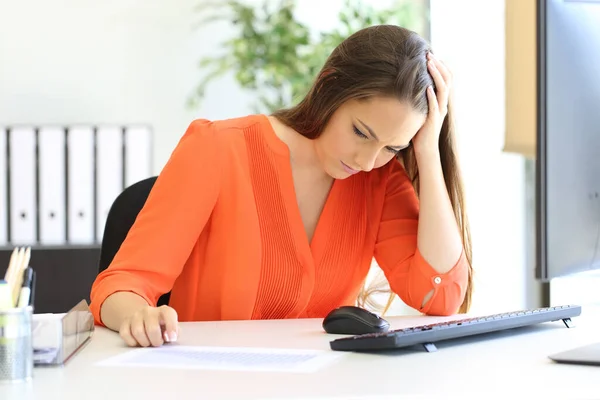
[0, 306, 33, 383]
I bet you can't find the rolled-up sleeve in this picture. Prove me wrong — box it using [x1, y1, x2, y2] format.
[373, 161, 469, 316]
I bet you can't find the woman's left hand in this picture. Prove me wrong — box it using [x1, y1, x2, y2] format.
[412, 52, 453, 156]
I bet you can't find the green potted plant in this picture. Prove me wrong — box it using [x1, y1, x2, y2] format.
[188, 0, 428, 113]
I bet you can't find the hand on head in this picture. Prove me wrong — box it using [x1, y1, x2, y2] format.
[412, 52, 453, 154]
[119, 305, 179, 347]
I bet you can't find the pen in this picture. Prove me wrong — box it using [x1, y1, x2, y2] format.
[0, 280, 13, 310]
[3, 248, 19, 286]
[17, 267, 33, 308]
[10, 247, 30, 306]
[29, 270, 36, 307]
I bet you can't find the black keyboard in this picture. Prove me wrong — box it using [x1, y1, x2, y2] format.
[329, 304, 582, 352]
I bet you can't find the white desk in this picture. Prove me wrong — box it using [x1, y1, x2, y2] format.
[2, 307, 600, 400]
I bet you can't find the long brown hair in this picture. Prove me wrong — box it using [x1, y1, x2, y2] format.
[272, 25, 473, 314]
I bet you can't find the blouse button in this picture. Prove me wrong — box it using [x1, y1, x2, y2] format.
[433, 276, 442, 284]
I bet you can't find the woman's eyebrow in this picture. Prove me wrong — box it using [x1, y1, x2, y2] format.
[357, 118, 379, 140]
[356, 118, 408, 150]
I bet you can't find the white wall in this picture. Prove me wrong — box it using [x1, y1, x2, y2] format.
[427, 0, 530, 314]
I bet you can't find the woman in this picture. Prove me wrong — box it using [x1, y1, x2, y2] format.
[90, 24, 473, 348]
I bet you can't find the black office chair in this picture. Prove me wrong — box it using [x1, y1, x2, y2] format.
[97, 176, 171, 307]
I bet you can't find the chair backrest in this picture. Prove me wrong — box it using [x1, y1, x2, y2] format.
[97, 176, 171, 307]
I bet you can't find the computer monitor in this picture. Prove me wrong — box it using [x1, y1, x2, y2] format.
[536, 0, 600, 281]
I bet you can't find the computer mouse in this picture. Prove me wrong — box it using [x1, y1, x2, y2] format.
[322, 305, 390, 335]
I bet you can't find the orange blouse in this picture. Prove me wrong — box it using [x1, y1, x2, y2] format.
[90, 115, 468, 325]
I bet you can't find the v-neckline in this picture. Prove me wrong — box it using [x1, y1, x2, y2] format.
[283, 167, 339, 255]
[258, 114, 339, 265]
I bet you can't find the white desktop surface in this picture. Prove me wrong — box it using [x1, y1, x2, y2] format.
[2, 306, 600, 400]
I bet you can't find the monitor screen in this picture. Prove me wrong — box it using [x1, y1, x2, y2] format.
[536, 0, 600, 280]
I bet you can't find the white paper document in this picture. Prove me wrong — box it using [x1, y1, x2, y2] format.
[96, 345, 345, 373]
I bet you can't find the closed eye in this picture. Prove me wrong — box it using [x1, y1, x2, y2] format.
[353, 125, 368, 139]
[353, 125, 402, 155]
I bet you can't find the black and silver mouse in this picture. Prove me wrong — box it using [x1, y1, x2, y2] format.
[322, 305, 390, 335]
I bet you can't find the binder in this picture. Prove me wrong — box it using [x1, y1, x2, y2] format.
[67, 126, 95, 244]
[96, 126, 123, 242]
[38, 126, 66, 245]
[9, 126, 37, 245]
[0, 128, 7, 246]
[124, 125, 152, 187]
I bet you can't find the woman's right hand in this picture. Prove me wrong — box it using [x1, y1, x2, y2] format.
[119, 305, 179, 347]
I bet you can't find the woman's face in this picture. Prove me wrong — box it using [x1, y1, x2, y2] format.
[314, 96, 427, 179]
